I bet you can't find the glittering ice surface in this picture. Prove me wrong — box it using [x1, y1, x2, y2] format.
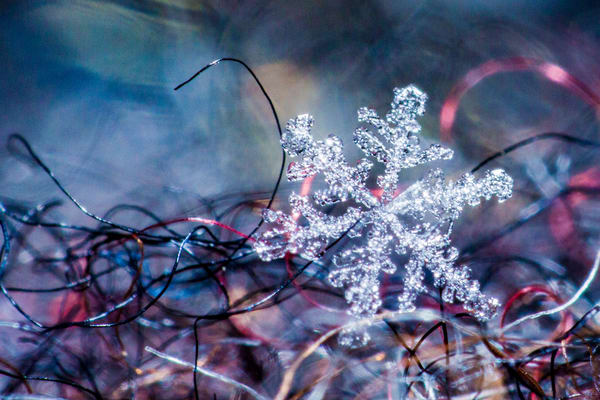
[253, 86, 513, 346]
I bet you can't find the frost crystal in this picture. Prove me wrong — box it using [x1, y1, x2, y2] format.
[254, 85, 513, 345]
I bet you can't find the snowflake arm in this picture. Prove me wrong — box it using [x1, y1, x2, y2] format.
[253, 195, 362, 261]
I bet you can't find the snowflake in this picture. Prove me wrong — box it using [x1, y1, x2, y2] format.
[253, 85, 513, 346]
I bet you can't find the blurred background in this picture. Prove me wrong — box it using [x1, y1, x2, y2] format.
[2, 1, 600, 398]
[1, 0, 599, 203]
[3, 0, 600, 268]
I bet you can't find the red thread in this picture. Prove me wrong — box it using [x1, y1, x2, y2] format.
[440, 57, 600, 142]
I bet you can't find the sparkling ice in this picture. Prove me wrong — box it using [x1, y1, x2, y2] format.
[253, 86, 513, 345]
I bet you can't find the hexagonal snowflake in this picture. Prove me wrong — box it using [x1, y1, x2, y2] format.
[253, 85, 513, 346]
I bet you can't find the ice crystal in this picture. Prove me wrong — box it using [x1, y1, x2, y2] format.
[253, 85, 513, 345]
